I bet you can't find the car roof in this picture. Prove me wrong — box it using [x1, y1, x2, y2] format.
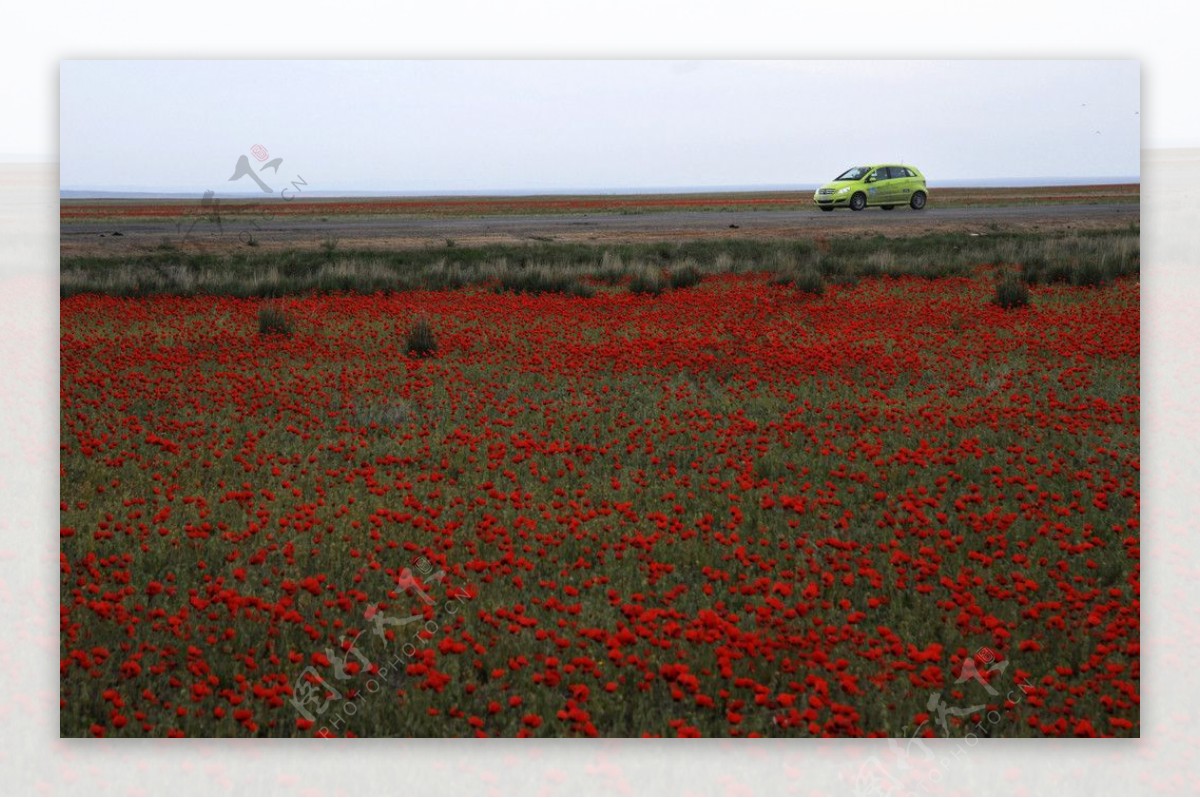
[834, 164, 922, 178]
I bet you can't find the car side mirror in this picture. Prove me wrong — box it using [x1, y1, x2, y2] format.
[866, 176, 876, 183]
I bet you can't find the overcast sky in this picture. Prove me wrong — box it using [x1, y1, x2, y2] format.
[59, 60, 1139, 194]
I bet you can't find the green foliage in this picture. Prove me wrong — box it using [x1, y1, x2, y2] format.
[794, 269, 826, 296]
[994, 278, 1030, 309]
[1072, 261, 1107, 287]
[1017, 234, 1138, 288]
[496, 268, 595, 297]
[257, 303, 294, 336]
[629, 268, 665, 296]
[667, 262, 703, 290]
[60, 228, 1138, 298]
[405, 317, 437, 357]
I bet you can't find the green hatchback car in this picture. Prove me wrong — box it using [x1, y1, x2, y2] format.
[813, 164, 928, 211]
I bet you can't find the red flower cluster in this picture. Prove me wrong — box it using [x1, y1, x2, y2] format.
[60, 273, 1139, 737]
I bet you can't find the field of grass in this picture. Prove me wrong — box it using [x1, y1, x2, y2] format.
[61, 227, 1139, 298]
[61, 246, 1139, 737]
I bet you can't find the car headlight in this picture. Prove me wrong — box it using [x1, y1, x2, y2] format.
[837, 187, 850, 194]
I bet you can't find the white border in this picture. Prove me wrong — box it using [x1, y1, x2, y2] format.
[3, 2, 1195, 794]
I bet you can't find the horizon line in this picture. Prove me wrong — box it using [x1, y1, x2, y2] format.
[60, 175, 1141, 200]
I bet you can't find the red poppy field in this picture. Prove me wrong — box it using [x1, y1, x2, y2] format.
[60, 272, 1139, 737]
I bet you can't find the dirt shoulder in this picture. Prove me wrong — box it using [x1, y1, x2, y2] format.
[60, 187, 1139, 258]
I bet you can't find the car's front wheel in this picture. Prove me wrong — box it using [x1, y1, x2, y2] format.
[910, 191, 927, 210]
[849, 193, 867, 211]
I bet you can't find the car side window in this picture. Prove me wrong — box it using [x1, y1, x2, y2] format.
[893, 167, 908, 178]
[869, 169, 884, 182]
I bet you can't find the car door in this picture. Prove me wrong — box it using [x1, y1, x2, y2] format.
[889, 166, 914, 204]
[864, 167, 891, 205]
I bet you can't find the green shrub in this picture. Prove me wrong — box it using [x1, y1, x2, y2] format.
[1072, 260, 1107, 287]
[1045, 261, 1075, 284]
[405, 317, 437, 357]
[794, 269, 825, 296]
[667, 263, 703, 290]
[815, 253, 849, 279]
[994, 278, 1030, 309]
[629, 269, 665, 296]
[1018, 256, 1046, 285]
[257, 303, 294, 336]
[1107, 243, 1140, 280]
[497, 269, 594, 297]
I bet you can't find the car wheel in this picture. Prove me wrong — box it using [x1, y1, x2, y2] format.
[880, 205, 895, 211]
[910, 191, 927, 210]
[820, 206, 834, 212]
[849, 193, 866, 211]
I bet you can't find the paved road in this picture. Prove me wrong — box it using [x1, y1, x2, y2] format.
[61, 202, 1139, 255]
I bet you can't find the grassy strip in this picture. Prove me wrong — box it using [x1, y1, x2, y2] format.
[61, 227, 1138, 298]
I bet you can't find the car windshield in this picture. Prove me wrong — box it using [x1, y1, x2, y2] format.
[834, 166, 871, 181]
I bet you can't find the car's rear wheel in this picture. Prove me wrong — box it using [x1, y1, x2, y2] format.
[910, 191, 927, 210]
[849, 193, 866, 211]
[819, 206, 834, 212]
[880, 205, 895, 211]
